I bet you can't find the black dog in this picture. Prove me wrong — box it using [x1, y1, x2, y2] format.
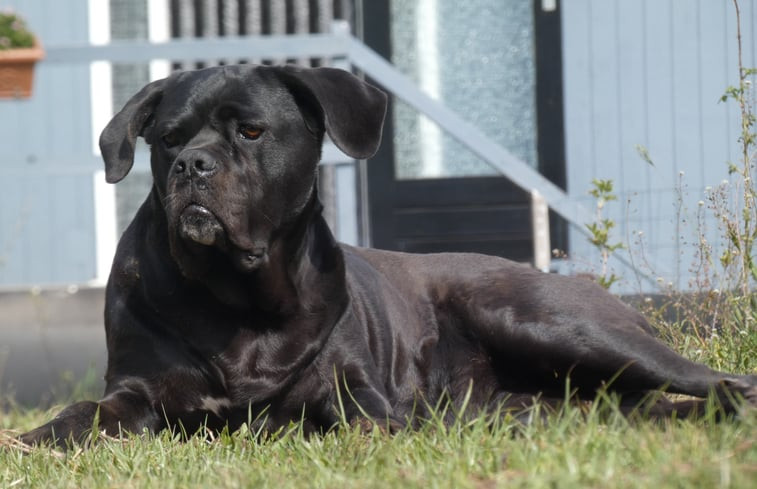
[20, 65, 757, 445]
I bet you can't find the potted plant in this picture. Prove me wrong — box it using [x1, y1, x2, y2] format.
[0, 11, 44, 99]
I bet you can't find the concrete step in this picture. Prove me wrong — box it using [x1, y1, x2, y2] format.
[0, 286, 106, 407]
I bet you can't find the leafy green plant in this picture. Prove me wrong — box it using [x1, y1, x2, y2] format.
[0, 11, 35, 50]
[586, 178, 625, 289]
[715, 1, 757, 296]
[690, 0, 757, 332]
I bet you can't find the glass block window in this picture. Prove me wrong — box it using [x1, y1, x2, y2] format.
[390, 0, 537, 179]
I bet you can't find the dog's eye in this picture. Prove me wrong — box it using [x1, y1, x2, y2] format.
[239, 126, 264, 140]
[162, 132, 180, 148]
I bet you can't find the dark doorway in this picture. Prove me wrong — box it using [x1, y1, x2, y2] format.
[361, 0, 566, 262]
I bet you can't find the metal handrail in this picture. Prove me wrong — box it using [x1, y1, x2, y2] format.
[42, 31, 598, 243]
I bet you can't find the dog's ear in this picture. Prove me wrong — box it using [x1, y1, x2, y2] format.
[99, 77, 168, 183]
[273, 66, 387, 159]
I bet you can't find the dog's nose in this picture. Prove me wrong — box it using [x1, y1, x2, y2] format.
[175, 149, 218, 177]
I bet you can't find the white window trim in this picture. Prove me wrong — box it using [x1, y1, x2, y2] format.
[89, 0, 170, 285]
[89, 0, 115, 286]
[148, 0, 171, 80]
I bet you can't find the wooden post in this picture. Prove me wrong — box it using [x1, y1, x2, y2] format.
[531, 190, 551, 272]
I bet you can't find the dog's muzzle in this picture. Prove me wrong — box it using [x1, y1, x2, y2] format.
[179, 204, 224, 246]
[178, 204, 267, 272]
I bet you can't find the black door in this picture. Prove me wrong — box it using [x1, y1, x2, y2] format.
[361, 0, 566, 262]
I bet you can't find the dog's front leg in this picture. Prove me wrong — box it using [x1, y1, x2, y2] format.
[19, 387, 161, 447]
[340, 386, 405, 433]
[333, 374, 405, 433]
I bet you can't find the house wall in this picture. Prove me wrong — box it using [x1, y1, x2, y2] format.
[1, 0, 752, 291]
[561, 0, 756, 292]
[0, 0, 98, 286]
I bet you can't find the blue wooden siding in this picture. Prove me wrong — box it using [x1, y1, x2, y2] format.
[0, 0, 753, 291]
[0, 0, 97, 286]
[562, 0, 756, 291]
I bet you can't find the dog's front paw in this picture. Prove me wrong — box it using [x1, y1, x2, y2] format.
[18, 424, 63, 448]
[720, 375, 757, 409]
[18, 401, 100, 448]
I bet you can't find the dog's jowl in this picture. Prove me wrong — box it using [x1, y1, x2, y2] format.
[20, 65, 757, 446]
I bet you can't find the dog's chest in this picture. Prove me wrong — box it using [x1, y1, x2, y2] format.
[161, 304, 328, 399]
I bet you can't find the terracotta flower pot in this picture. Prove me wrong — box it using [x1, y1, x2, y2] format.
[0, 40, 44, 99]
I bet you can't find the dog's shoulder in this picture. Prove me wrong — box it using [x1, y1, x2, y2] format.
[108, 208, 149, 292]
[109, 195, 175, 294]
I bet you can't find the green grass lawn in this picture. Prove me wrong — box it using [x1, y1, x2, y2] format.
[2, 393, 757, 488]
[2, 313, 756, 489]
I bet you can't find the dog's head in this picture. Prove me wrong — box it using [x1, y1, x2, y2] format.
[100, 65, 386, 278]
